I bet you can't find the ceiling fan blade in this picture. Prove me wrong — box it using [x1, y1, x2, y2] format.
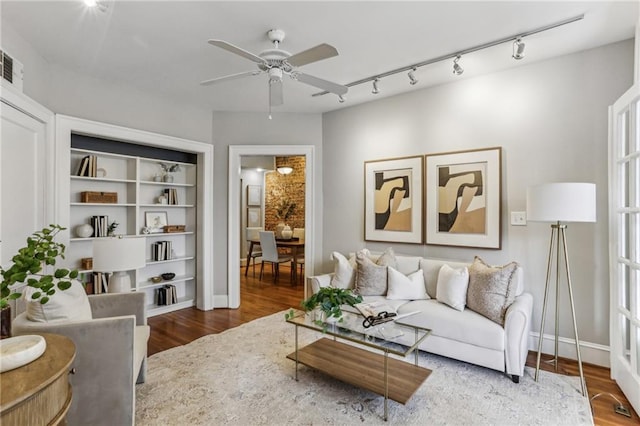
[270, 79, 284, 107]
[286, 43, 339, 67]
[208, 39, 266, 65]
[294, 72, 348, 96]
[200, 70, 261, 86]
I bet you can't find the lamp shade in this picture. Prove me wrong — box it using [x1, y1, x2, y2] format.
[93, 236, 146, 272]
[526, 182, 596, 223]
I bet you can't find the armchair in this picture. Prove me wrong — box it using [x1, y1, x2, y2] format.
[12, 292, 149, 426]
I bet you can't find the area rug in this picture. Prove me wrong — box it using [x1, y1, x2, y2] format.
[136, 312, 593, 425]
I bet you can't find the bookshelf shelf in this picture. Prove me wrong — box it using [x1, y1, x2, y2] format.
[145, 256, 194, 265]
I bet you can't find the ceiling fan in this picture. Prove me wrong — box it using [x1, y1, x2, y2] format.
[200, 29, 348, 109]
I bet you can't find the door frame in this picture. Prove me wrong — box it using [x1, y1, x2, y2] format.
[608, 82, 640, 416]
[228, 145, 315, 308]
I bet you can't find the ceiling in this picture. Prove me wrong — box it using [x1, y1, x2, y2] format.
[2, 1, 638, 114]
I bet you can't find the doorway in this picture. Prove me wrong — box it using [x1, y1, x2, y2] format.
[228, 145, 316, 308]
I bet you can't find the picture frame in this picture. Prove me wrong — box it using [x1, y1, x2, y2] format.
[247, 207, 261, 228]
[425, 147, 502, 249]
[364, 155, 424, 244]
[145, 211, 168, 234]
[247, 185, 261, 206]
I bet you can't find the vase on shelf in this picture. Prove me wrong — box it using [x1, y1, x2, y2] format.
[163, 174, 174, 183]
[75, 223, 94, 238]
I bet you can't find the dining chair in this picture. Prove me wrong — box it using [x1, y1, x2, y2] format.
[245, 227, 263, 277]
[259, 231, 293, 283]
[292, 228, 305, 281]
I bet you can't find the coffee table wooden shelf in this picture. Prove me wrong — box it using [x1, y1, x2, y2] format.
[286, 310, 432, 421]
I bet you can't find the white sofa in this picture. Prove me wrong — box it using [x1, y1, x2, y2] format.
[309, 255, 533, 383]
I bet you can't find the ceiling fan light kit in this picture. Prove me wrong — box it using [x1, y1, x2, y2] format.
[201, 28, 348, 116]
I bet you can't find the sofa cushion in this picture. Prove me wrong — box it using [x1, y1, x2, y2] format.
[419, 258, 471, 298]
[354, 247, 396, 296]
[329, 251, 356, 289]
[398, 299, 505, 351]
[23, 279, 92, 323]
[466, 256, 519, 325]
[386, 267, 428, 300]
[435, 264, 469, 311]
[133, 325, 150, 385]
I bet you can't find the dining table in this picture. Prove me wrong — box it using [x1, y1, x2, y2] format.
[246, 238, 305, 283]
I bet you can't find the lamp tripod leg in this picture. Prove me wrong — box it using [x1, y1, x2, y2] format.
[535, 226, 557, 382]
[560, 227, 587, 397]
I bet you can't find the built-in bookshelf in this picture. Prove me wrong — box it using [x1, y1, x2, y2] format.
[55, 116, 214, 317]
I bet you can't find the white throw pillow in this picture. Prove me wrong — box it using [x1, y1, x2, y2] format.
[436, 264, 469, 311]
[23, 279, 92, 323]
[386, 267, 429, 300]
[329, 249, 369, 289]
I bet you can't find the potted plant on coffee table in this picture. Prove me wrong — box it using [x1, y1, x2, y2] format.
[0, 224, 78, 338]
[286, 287, 362, 327]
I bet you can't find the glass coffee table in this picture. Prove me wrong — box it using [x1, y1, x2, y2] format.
[286, 309, 432, 421]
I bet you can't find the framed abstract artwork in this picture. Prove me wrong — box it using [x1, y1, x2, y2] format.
[247, 207, 261, 227]
[364, 155, 424, 244]
[247, 185, 261, 206]
[425, 147, 502, 249]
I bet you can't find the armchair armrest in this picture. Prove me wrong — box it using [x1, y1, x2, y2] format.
[504, 292, 533, 377]
[89, 292, 146, 325]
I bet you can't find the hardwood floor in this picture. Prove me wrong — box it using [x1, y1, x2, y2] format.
[148, 265, 638, 425]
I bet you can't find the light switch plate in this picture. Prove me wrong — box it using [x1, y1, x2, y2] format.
[511, 211, 527, 226]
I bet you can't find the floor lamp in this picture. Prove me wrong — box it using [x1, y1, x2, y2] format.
[93, 236, 146, 293]
[526, 182, 596, 397]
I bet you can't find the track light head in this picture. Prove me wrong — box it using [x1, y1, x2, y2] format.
[372, 78, 380, 94]
[338, 95, 346, 103]
[512, 38, 525, 60]
[452, 56, 464, 75]
[408, 68, 418, 85]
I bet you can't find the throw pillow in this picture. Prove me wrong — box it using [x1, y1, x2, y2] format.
[467, 256, 519, 325]
[386, 267, 429, 300]
[354, 251, 390, 296]
[436, 264, 469, 311]
[329, 251, 355, 289]
[24, 279, 92, 323]
[375, 247, 398, 269]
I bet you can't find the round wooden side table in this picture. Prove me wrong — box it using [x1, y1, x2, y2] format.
[1, 333, 76, 426]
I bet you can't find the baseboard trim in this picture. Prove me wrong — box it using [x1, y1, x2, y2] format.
[213, 295, 229, 308]
[529, 332, 610, 367]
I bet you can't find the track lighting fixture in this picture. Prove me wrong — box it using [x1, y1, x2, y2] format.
[338, 95, 346, 103]
[372, 78, 380, 94]
[408, 68, 418, 85]
[311, 14, 584, 98]
[512, 38, 525, 60]
[452, 56, 463, 76]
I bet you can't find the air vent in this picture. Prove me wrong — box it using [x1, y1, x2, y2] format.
[0, 49, 24, 92]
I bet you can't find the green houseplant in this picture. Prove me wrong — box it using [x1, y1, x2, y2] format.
[286, 287, 363, 326]
[1, 224, 78, 310]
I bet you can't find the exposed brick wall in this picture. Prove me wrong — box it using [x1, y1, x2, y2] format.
[265, 156, 306, 232]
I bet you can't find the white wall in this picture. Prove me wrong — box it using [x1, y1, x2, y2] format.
[322, 39, 634, 349]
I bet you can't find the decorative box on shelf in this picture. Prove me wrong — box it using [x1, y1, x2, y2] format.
[80, 191, 118, 203]
[163, 225, 186, 233]
[81, 257, 93, 270]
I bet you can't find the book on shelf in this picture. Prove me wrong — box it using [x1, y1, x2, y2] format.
[76, 155, 98, 177]
[156, 284, 177, 306]
[90, 215, 109, 237]
[163, 188, 179, 205]
[151, 240, 173, 261]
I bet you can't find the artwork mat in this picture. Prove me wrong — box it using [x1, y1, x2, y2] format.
[425, 147, 502, 249]
[247, 207, 261, 228]
[364, 155, 424, 244]
[145, 211, 169, 234]
[247, 185, 261, 206]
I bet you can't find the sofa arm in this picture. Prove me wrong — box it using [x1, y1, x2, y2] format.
[89, 292, 147, 325]
[308, 273, 334, 294]
[504, 292, 533, 378]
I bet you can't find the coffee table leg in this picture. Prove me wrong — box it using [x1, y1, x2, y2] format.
[295, 326, 299, 381]
[384, 350, 389, 421]
[414, 329, 419, 366]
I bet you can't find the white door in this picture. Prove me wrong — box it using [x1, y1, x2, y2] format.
[609, 82, 640, 415]
[0, 100, 48, 267]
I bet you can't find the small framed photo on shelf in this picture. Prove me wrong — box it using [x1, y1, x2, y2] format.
[145, 211, 168, 233]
